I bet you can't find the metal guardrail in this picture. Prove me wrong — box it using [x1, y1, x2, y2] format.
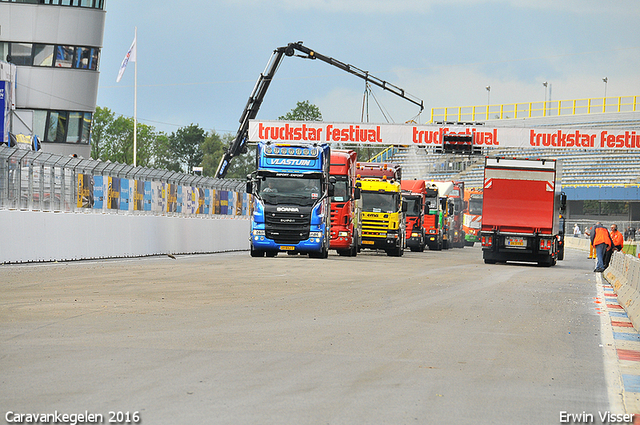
[430, 95, 639, 123]
[0, 146, 249, 216]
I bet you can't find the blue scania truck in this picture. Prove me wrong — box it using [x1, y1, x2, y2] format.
[247, 141, 333, 258]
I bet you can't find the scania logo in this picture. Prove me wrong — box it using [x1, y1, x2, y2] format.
[277, 207, 299, 212]
[280, 219, 295, 223]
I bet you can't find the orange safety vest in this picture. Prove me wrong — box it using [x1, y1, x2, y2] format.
[611, 230, 624, 248]
[591, 225, 612, 247]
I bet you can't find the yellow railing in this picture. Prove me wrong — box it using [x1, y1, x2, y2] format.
[430, 95, 639, 123]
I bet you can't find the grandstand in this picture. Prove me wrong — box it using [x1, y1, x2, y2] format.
[374, 99, 640, 188]
[372, 96, 640, 225]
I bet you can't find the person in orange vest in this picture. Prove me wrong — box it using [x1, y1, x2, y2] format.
[590, 222, 612, 273]
[610, 224, 624, 251]
[605, 224, 624, 268]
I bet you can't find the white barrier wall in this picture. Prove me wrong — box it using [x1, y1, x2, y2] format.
[0, 210, 250, 263]
[604, 251, 640, 331]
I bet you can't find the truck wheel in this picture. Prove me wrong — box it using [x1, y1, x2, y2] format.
[538, 256, 556, 267]
[349, 244, 358, 257]
[265, 251, 278, 257]
[387, 244, 404, 257]
[250, 247, 265, 257]
[484, 258, 497, 264]
[310, 246, 328, 259]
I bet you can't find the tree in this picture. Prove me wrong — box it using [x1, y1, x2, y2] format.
[169, 124, 205, 174]
[278, 100, 322, 121]
[149, 132, 180, 172]
[91, 106, 158, 167]
[201, 131, 226, 177]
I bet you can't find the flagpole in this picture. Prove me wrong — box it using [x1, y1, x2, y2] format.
[133, 26, 138, 167]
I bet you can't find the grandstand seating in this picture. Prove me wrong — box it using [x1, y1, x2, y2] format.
[379, 110, 640, 190]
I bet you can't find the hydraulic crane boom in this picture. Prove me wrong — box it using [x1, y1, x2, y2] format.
[215, 41, 424, 178]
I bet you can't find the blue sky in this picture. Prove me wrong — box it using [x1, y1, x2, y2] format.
[97, 0, 640, 136]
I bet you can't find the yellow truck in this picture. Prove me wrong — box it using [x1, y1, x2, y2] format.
[355, 162, 406, 257]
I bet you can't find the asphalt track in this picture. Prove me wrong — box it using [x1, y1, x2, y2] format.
[0, 245, 619, 424]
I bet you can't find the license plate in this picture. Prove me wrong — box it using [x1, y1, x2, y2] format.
[362, 240, 375, 245]
[506, 237, 525, 247]
[280, 246, 295, 251]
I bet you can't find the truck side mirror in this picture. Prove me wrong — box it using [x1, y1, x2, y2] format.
[353, 187, 361, 200]
[402, 200, 408, 213]
[448, 203, 454, 215]
[560, 192, 567, 210]
[328, 183, 335, 197]
[246, 180, 253, 194]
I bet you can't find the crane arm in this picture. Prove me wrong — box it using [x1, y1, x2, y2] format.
[216, 42, 423, 178]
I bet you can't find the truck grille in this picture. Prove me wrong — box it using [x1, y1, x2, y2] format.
[362, 218, 389, 237]
[330, 203, 346, 226]
[265, 211, 311, 244]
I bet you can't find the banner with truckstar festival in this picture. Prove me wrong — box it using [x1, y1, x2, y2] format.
[249, 120, 640, 150]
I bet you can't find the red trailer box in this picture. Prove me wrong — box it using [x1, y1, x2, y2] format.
[480, 157, 566, 266]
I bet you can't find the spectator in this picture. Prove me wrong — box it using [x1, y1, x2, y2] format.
[605, 224, 624, 269]
[590, 222, 613, 273]
[585, 226, 595, 259]
[573, 223, 581, 238]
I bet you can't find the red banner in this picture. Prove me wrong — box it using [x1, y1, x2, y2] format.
[248, 120, 639, 150]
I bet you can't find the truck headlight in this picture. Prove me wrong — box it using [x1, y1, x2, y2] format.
[411, 232, 420, 238]
[309, 232, 322, 238]
[253, 229, 265, 236]
[338, 231, 349, 237]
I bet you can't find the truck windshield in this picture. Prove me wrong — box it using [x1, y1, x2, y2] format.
[469, 197, 483, 215]
[331, 176, 349, 202]
[258, 176, 321, 206]
[404, 196, 422, 217]
[361, 191, 399, 214]
[425, 197, 438, 212]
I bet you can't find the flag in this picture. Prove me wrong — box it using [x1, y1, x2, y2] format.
[116, 34, 136, 83]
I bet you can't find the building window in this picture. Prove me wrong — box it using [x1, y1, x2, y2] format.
[33, 110, 47, 140]
[81, 112, 92, 144]
[66, 111, 82, 143]
[5, 0, 108, 6]
[9, 43, 32, 65]
[30, 109, 92, 144]
[33, 44, 54, 67]
[54, 46, 73, 68]
[3, 42, 100, 71]
[0, 42, 8, 63]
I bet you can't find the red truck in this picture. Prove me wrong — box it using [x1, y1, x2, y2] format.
[480, 157, 566, 266]
[423, 183, 444, 250]
[329, 150, 361, 256]
[401, 179, 427, 252]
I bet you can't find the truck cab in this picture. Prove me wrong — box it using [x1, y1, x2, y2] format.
[329, 149, 361, 256]
[355, 162, 405, 257]
[401, 179, 427, 252]
[424, 184, 444, 250]
[247, 142, 332, 258]
[463, 188, 483, 246]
